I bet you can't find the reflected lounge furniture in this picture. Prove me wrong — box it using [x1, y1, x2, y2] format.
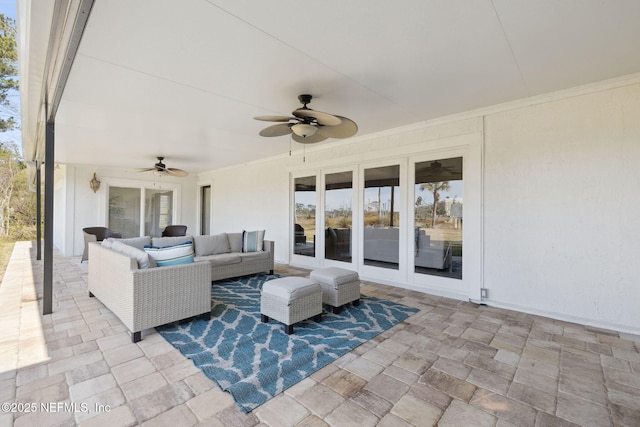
[82, 226, 122, 262]
[162, 225, 187, 237]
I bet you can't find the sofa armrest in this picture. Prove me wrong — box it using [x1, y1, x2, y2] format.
[130, 261, 211, 331]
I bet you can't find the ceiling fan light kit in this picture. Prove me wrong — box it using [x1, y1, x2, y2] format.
[255, 94, 357, 143]
[291, 123, 317, 137]
[138, 157, 188, 177]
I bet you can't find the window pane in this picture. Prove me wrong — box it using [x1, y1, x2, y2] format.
[414, 157, 463, 279]
[325, 171, 352, 262]
[363, 165, 400, 269]
[145, 189, 173, 237]
[108, 187, 141, 238]
[201, 185, 211, 235]
[294, 176, 316, 257]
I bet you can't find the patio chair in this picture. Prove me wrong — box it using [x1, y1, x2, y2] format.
[162, 225, 187, 237]
[295, 223, 306, 245]
[82, 226, 122, 262]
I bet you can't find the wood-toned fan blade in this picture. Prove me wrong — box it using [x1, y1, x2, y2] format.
[254, 115, 292, 122]
[292, 132, 328, 144]
[316, 116, 358, 138]
[292, 109, 342, 126]
[166, 168, 188, 177]
[137, 168, 155, 172]
[259, 123, 292, 137]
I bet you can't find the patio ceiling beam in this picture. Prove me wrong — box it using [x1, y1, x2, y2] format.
[39, 0, 96, 315]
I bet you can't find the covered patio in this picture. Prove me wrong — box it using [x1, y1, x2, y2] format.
[1, 242, 639, 426]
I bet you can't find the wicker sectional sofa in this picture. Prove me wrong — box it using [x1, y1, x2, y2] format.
[88, 242, 211, 342]
[87, 231, 274, 342]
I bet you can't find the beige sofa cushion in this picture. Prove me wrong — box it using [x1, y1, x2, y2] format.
[103, 236, 151, 250]
[193, 234, 231, 257]
[195, 253, 242, 266]
[227, 232, 243, 253]
[151, 235, 193, 247]
[110, 240, 152, 269]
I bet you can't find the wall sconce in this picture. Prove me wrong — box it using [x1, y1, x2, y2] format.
[89, 173, 101, 193]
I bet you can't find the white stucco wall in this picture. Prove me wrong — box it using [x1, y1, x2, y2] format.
[56, 164, 199, 257]
[201, 78, 640, 333]
[483, 83, 640, 333]
[53, 75, 640, 334]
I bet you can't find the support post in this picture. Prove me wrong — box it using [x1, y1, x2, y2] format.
[43, 121, 54, 315]
[36, 162, 42, 260]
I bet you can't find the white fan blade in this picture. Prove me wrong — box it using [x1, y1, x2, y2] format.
[254, 115, 292, 122]
[259, 123, 292, 137]
[292, 109, 342, 126]
[316, 116, 358, 138]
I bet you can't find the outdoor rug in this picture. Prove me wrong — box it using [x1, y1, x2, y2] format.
[156, 273, 419, 413]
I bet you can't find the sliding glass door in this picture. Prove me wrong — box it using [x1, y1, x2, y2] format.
[294, 176, 317, 257]
[414, 157, 463, 279]
[363, 165, 401, 270]
[108, 184, 178, 238]
[325, 171, 353, 263]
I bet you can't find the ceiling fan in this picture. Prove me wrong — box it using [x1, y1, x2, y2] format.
[254, 94, 358, 144]
[138, 157, 188, 177]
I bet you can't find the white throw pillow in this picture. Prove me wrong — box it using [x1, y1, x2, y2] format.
[144, 241, 194, 267]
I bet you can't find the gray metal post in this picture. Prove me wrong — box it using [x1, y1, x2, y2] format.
[43, 121, 54, 315]
[36, 162, 42, 260]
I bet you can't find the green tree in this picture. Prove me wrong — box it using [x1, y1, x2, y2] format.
[419, 181, 451, 228]
[0, 142, 36, 239]
[0, 14, 18, 131]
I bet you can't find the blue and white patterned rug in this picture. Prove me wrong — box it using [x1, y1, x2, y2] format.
[156, 273, 419, 413]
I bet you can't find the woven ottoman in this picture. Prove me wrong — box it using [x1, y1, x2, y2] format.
[310, 267, 360, 314]
[260, 277, 322, 334]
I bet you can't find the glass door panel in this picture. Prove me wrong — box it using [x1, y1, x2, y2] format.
[108, 187, 141, 238]
[363, 165, 400, 269]
[414, 157, 463, 279]
[325, 171, 353, 262]
[145, 189, 173, 237]
[294, 176, 316, 257]
[201, 185, 211, 235]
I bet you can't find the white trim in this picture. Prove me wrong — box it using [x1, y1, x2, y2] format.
[100, 177, 181, 237]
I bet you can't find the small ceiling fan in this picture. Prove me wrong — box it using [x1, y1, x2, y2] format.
[138, 157, 188, 177]
[254, 94, 358, 144]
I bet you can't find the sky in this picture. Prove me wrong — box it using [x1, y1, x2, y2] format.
[0, 0, 22, 150]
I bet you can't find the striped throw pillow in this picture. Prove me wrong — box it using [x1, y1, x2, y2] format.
[242, 230, 265, 253]
[144, 241, 194, 267]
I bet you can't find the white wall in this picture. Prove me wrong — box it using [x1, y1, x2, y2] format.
[55, 75, 640, 334]
[55, 164, 199, 257]
[483, 82, 640, 333]
[202, 76, 640, 334]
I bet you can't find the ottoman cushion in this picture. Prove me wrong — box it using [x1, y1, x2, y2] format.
[310, 267, 359, 287]
[262, 277, 320, 301]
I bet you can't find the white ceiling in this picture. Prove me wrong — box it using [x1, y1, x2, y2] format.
[53, 0, 640, 174]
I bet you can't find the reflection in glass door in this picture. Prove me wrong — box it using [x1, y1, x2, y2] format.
[414, 157, 463, 279]
[294, 176, 316, 257]
[325, 172, 353, 262]
[363, 165, 400, 269]
[145, 189, 173, 237]
[108, 187, 141, 238]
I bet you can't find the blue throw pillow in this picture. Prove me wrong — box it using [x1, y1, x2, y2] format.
[242, 230, 265, 253]
[144, 241, 194, 267]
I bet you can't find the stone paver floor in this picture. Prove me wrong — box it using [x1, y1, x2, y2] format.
[1, 241, 639, 426]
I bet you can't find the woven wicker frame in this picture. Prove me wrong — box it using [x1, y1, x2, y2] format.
[88, 243, 211, 341]
[261, 288, 322, 326]
[319, 281, 360, 307]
